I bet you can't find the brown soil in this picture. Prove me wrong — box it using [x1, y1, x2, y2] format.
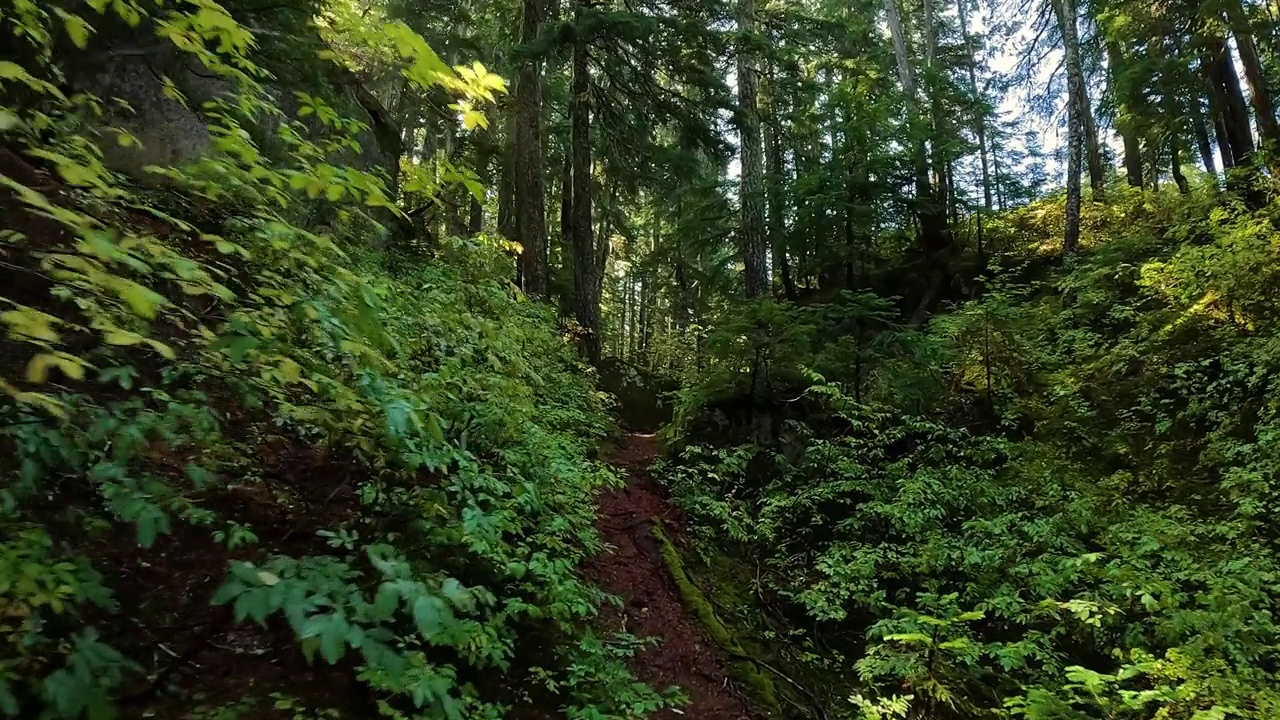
[585, 433, 755, 720]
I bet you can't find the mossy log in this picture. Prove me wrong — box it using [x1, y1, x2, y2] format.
[651, 521, 782, 716]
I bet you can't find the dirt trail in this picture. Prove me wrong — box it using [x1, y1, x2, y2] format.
[585, 433, 754, 720]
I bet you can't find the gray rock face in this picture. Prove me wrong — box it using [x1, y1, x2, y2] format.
[84, 48, 230, 178]
[64, 21, 400, 197]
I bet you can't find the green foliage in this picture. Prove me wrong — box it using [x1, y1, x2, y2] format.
[661, 183, 1280, 719]
[0, 0, 667, 717]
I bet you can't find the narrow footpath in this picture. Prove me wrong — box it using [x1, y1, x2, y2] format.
[585, 433, 754, 720]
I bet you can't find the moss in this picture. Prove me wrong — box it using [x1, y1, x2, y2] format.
[651, 522, 782, 716]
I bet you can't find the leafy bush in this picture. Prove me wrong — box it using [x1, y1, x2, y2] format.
[0, 1, 667, 717]
[661, 184, 1280, 719]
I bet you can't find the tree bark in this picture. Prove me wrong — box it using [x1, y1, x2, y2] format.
[570, 6, 602, 363]
[958, 0, 993, 211]
[763, 70, 796, 301]
[1190, 96, 1217, 175]
[514, 0, 549, 298]
[737, 0, 768, 300]
[560, 150, 573, 248]
[1105, 40, 1144, 187]
[885, 0, 946, 257]
[498, 117, 517, 246]
[924, 0, 948, 213]
[1226, 1, 1280, 168]
[1058, 0, 1083, 253]
[1206, 35, 1256, 168]
[1213, 111, 1235, 170]
[1171, 139, 1190, 194]
[1052, 0, 1103, 197]
[1083, 94, 1105, 196]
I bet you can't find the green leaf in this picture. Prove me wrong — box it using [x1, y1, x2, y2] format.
[426, 413, 445, 443]
[211, 580, 245, 606]
[58, 11, 94, 49]
[0, 109, 21, 132]
[413, 595, 448, 638]
[374, 584, 400, 616]
[2, 307, 61, 343]
[234, 589, 268, 624]
[26, 352, 88, 383]
[440, 578, 474, 611]
[116, 280, 169, 319]
[98, 365, 136, 389]
[320, 616, 346, 664]
[0, 61, 29, 81]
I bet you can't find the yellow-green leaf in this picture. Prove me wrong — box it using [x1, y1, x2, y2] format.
[115, 280, 170, 319]
[26, 352, 88, 383]
[58, 11, 94, 49]
[461, 108, 486, 131]
[13, 390, 67, 418]
[277, 357, 303, 383]
[1, 308, 60, 343]
[0, 109, 21, 132]
[0, 61, 29, 81]
[103, 329, 145, 346]
[146, 338, 176, 360]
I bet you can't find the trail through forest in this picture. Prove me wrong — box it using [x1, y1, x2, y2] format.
[586, 434, 754, 720]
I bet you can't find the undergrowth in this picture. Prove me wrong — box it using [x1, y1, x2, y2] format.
[659, 182, 1280, 719]
[0, 1, 668, 718]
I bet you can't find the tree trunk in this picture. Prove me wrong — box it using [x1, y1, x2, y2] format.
[570, 8, 601, 363]
[640, 210, 656, 359]
[1083, 95, 1105, 196]
[1226, 1, 1280, 168]
[885, 0, 946, 257]
[1190, 96, 1217, 175]
[958, 0, 993, 211]
[1148, 141, 1160, 191]
[514, 0, 548, 298]
[1052, 0, 1103, 197]
[1206, 36, 1256, 168]
[560, 151, 573, 248]
[763, 70, 797, 301]
[626, 276, 637, 358]
[499, 118, 517, 247]
[1213, 111, 1235, 170]
[924, 0, 948, 214]
[792, 124, 822, 289]
[1058, 0, 1083, 254]
[886, 0, 927, 199]
[737, 0, 768, 300]
[1106, 40, 1144, 187]
[1171, 139, 1190, 194]
[843, 145, 856, 288]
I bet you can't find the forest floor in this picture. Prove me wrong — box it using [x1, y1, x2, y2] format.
[585, 433, 755, 720]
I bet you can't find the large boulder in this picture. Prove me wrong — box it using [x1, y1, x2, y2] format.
[58, 13, 402, 212]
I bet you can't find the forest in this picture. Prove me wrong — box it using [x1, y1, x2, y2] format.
[3, 0, 1280, 717]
